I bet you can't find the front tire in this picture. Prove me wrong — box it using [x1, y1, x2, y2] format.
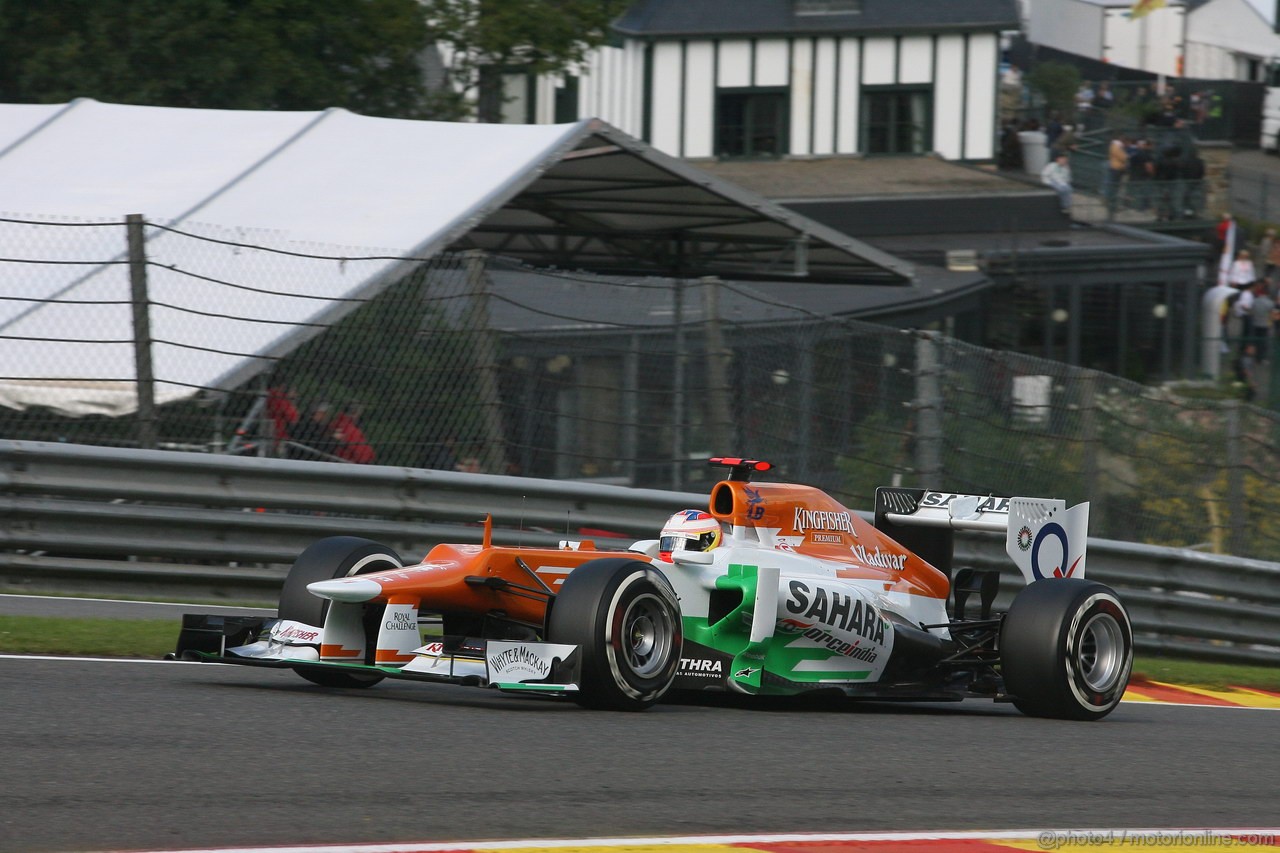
[279, 536, 402, 689]
[547, 558, 682, 711]
[1000, 578, 1133, 720]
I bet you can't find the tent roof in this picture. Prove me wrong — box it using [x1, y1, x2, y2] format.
[0, 99, 912, 417]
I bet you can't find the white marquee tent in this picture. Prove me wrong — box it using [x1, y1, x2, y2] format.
[0, 99, 912, 417]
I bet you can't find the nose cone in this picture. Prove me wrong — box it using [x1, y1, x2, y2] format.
[307, 577, 382, 603]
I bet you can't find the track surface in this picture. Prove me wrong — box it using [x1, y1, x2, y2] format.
[1, 654, 1277, 853]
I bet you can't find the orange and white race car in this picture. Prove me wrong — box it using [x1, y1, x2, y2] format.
[174, 457, 1133, 720]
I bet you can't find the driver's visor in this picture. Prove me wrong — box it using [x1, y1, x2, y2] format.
[659, 535, 690, 554]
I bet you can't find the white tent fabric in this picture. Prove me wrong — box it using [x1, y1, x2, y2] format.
[0, 99, 584, 416]
[0, 99, 911, 418]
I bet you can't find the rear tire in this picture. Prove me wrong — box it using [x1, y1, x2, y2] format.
[279, 536, 402, 689]
[547, 558, 682, 711]
[1000, 578, 1132, 720]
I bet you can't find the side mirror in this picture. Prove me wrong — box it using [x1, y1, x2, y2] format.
[673, 550, 714, 566]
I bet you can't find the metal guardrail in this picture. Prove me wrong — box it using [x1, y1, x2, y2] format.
[1, 439, 1277, 665]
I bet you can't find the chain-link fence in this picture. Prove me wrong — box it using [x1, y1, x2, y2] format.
[4, 214, 1280, 560]
[1229, 164, 1280, 225]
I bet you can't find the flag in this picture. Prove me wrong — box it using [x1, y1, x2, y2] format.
[1130, 0, 1167, 19]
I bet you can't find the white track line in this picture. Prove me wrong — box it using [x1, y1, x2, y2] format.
[86, 828, 1280, 853]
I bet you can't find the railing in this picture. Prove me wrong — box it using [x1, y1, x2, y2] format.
[2, 439, 1278, 665]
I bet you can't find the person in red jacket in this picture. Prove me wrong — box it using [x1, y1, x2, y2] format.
[264, 385, 298, 456]
[332, 402, 375, 464]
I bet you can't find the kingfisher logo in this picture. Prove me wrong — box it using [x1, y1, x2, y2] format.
[793, 507, 854, 534]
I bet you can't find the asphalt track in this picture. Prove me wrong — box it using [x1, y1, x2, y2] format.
[1, 649, 1278, 853]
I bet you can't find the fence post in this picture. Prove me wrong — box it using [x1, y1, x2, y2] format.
[797, 336, 814, 481]
[1080, 370, 1098, 501]
[914, 331, 943, 486]
[462, 250, 508, 474]
[126, 214, 157, 451]
[1225, 399, 1246, 556]
[623, 334, 639, 484]
[701, 277, 733, 456]
[671, 278, 685, 491]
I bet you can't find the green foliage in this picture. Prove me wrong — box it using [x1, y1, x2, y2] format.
[1026, 62, 1082, 117]
[836, 411, 913, 509]
[421, 0, 630, 121]
[0, 0, 434, 118]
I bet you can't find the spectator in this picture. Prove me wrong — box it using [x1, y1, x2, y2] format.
[1155, 147, 1184, 221]
[1092, 81, 1115, 111]
[1041, 152, 1073, 215]
[1229, 249, 1257, 288]
[264, 385, 298, 457]
[332, 403, 375, 464]
[1266, 230, 1280, 280]
[1051, 123, 1078, 158]
[1258, 227, 1279, 278]
[421, 435, 459, 471]
[998, 121, 1023, 171]
[1248, 280, 1275, 363]
[290, 401, 338, 461]
[1075, 81, 1095, 115]
[1104, 134, 1129, 219]
[1177, 152, 1205, 219]
[1126, 138, 1154, 211]
[1226, 257, 1256, 349]
[1215, 211, 1238, 265]
[1235, 343, 1259, 402]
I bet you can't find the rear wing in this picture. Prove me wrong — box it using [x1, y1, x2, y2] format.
[874, 488, 1089, 584]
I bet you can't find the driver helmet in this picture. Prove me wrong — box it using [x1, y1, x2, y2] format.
[659, 509, 722, 562]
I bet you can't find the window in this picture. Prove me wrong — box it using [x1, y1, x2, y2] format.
[716, 89, 789, 158]
[501, 71, 536, 124]
[555, 75, 580, 123]
[861, 87, 932, 155]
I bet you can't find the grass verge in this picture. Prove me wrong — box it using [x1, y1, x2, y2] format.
[0, 616, 177, 658]
[1132, 655, 1280, 691]
[1, 614, 1278, 691]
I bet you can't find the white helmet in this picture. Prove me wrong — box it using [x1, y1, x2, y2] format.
[659, 509, 722, 562]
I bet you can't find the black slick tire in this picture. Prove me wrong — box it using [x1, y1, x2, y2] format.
[278, 536, 402, 689]
[547, 558, 682, 711]
[1000, 578, 1133, 721]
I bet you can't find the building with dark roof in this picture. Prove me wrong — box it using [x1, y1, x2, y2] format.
[504, 0, 1020, 162]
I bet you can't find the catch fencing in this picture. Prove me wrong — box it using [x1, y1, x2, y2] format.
[0, 439, 1277, 666]
[4, 214, 1280, 564]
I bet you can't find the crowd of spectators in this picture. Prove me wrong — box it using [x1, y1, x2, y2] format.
[1002, 76, 1214, 220]
[1205, 215, 1280, 401]
[265, 387, 376, 464]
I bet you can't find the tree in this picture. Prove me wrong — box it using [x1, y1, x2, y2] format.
[1026, 61, 1082, 118]
[420, 0, 630, 122]
[0, 0, 432, 119]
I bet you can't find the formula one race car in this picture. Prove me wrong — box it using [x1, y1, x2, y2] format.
[173, 457, 1133, 720]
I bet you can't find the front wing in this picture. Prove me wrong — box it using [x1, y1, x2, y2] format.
[171, 614, 582, 695]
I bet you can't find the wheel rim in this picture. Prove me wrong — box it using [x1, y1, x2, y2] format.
[620, 593, 674, 678]
[1078, 611, 1125, 692]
